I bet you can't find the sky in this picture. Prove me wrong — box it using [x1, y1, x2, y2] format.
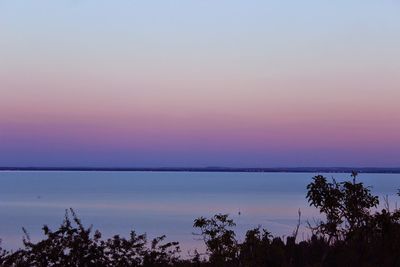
[0, 0, 399, 167]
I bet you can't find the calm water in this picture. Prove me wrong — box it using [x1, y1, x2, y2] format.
[0, 171, 399, 253]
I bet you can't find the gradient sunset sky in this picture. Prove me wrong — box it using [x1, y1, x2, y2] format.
[1, 1, 399, 167]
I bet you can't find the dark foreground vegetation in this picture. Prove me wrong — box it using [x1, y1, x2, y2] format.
[1, 172, 400, 266]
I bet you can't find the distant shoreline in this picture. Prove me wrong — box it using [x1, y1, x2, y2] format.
[1, 167, 400, 174]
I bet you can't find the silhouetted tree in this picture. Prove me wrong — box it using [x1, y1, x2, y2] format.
[306, 172, 378, 244]
[193, 214, 238, 266]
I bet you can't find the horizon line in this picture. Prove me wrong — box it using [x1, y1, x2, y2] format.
[1, 166, 400, 174]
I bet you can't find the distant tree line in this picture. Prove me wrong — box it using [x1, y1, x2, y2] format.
[1, 172, 400, 266]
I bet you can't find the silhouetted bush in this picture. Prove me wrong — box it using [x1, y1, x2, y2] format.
[0, 209, 180, 267]
[193, 213, 238, 266]
[1, 172, 400, 266]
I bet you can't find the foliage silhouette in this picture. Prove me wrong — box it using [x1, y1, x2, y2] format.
[193, 213, 238, 266]
[1, 173, 400, 266]
[306, 172, 379, 243]
[0, 209, 180, 267]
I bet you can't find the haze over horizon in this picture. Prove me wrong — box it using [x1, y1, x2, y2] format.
[1, 1, 400, 168]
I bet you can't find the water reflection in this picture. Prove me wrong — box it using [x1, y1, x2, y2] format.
[0, 171, 398, 252]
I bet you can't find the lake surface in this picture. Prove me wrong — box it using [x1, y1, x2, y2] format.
[0, 171, 399, 253]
